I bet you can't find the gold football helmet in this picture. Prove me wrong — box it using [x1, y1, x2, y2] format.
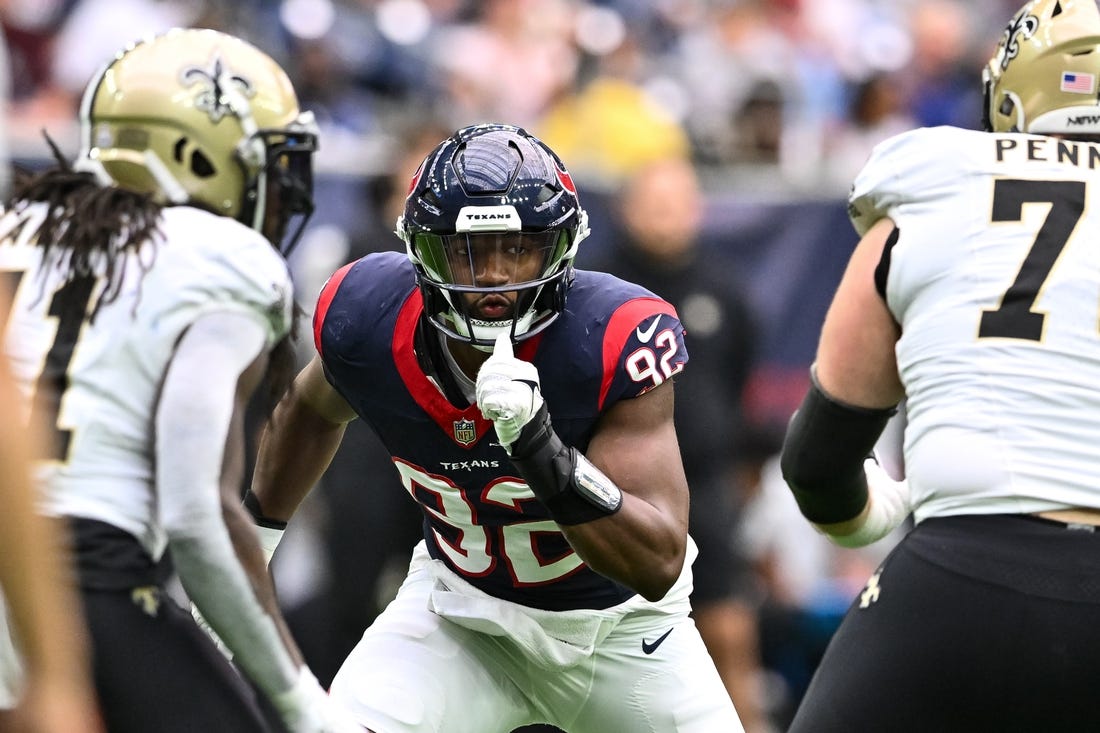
[77, 27, 318, 251]
[984, 0, 1100, 134]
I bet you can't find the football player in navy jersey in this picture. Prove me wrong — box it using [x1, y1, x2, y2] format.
[781, 1, 1100, 731]
[249, 123, 744, 732]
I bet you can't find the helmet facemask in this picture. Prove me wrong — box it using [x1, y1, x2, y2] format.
[241, 124, 317, 255]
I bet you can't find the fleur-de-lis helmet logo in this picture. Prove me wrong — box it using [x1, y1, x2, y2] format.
[180, 54, 254, 122]
[997, 11, 1039, 72]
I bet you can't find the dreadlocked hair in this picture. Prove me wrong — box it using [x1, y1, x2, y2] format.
[8, 161, 164, 324]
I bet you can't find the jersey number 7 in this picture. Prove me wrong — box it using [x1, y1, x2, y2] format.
[979, 178, 1085, 341]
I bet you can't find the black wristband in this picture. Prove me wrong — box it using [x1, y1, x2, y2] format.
[243, 489, 288, 530]
[509, 403, 623, 525]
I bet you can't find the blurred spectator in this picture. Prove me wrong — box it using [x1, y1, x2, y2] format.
[824, 72, 917, 192]
[430, 0, 578, 129]
[287, 118, 453, 309]
[275, 0, 442, 130]
[0, 0, 63, 97]
[363, 119, 456, 247]
[730, 80, 785, 165]
[582, 156, 770, 732]
[51, 0, 200, 106]
[5, 0, 210, 159]
[538, 71, 690, 188]
[538, 11, 690, 190]
[1, 0, 67, 103]
[899, 0, 983, 130]
[283, 34, 380, 176]
[2, 0, 74, 156]
[668, 0, 846, 188]
[0, 0, 1016, 189]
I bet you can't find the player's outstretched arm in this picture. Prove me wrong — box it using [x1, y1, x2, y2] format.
[477, 334, 688, 601]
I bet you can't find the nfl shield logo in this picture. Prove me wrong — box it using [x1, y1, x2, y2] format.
[453, 418, 477, 446]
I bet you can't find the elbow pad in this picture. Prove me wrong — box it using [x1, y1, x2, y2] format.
[780, 375, 897, 524]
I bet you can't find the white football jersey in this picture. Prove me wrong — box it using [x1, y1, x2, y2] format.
[0, 204, 293, 559]
[851, 125, 1100, 522]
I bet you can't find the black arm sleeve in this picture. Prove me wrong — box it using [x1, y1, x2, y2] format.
[780, 373, 897, 524]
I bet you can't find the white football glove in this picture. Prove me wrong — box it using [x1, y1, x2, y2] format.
[821, 458, 911, 549]
[271, 666, 364, 733]
[475, 333, 544, 452]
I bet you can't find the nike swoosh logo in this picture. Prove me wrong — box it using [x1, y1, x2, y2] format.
[641, 627, 673, 655]
[635, 316, 661, 344]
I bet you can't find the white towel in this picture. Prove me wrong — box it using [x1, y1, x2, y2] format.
[425, 558, 635, 669]
[423, 538, 698, 670]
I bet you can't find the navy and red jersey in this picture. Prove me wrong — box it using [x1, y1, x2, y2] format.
[313, 251, 688, 611]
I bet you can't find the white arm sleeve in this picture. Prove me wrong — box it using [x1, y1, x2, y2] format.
[155, 311, 297, 699]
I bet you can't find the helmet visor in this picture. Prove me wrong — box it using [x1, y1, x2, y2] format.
[413, 229, 570, 292]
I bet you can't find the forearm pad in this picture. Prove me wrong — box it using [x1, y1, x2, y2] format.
[780, 375, 897, 524]
[509, 403, 623, 525]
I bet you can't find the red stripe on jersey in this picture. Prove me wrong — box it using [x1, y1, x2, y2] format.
[312, 262, 356, 356]
[391, 292, 546, 447]
[599, 298, 678, 410]
[392, 290, 491, 447]
[516, 334, 542, 362]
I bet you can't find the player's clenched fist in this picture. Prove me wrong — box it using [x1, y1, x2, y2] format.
[475, 333, 544, 452]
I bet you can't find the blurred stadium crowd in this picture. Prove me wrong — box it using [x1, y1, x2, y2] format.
[6, 0, 1017, 191]
[0, 1, 1019, 730]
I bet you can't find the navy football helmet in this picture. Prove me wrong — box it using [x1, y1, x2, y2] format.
[396, 123, 589, 348]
